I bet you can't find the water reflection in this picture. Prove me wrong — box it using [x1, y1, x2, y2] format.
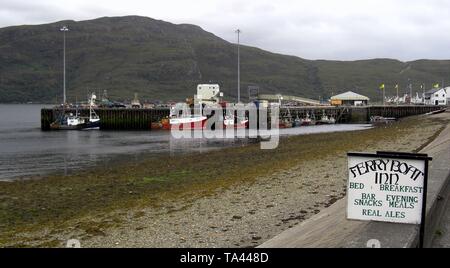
[0, 104, 372, 181]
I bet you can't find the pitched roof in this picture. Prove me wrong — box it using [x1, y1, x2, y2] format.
[330, 91, 370, 101]
[425, 87, 442, 94]
[425, 87, 448, 95]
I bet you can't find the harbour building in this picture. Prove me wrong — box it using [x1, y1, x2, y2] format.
[330, 91, 370, 106]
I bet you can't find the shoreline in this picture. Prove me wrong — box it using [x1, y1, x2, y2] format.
[1, 114, 449, 247]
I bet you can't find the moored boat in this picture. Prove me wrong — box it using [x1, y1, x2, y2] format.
[169, 114, 208, 130]
[317, 112, 336, 125]
[300, 113, 315, 126]
[370, 116, 396, 124]
[50, 111, 85, 130]
[292, 116, 302, 127]
[50, 93, 101, 130]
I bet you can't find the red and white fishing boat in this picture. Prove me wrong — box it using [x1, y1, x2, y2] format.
[169, 114, 208, 130]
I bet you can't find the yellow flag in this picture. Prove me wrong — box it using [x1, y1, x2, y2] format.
[434, 83, 440, 88]
[395, 84, 399, 89]
[379, 84, 385, 90]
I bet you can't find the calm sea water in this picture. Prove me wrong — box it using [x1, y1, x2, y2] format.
[0, 104, 371, 181]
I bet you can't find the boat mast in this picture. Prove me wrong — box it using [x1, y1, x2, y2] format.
[89, 93, 95, 120]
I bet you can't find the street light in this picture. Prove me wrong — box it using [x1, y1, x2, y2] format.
[235, 29, 241, 103]
[60, 26, 69, 104]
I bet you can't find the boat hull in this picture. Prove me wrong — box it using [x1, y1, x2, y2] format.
[316, 121, 336, 125]
[50, 120, 100, 130]
[300, 121, 315, 126]
[50, 123, 83, 130]
[81, 120, 101, 130]
[170, 117, 208, 130]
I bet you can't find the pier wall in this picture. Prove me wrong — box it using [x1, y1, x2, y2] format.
[279, 105, 442, 123]
[41, 108, 170, 130]
[367, 105, 441, 119]
[40, 105, 443, 130]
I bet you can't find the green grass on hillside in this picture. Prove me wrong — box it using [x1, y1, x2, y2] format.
[1, 16, 450, 103]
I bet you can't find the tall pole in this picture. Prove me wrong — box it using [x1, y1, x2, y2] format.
[422, 84, 425, 104]
[236, 29, 241, 103]
[409, 82, 412, 104]
[396, 85, 399, 106]
[60, 26, 69, 104]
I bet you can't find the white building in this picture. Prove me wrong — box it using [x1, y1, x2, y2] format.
[195, 84, 223, 105]
[424, 87, 448, 105]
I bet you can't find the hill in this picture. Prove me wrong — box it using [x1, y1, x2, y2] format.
[1, 15, 450, 103]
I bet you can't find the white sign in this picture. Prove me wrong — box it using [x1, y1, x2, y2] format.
[347, 153, 427, 224]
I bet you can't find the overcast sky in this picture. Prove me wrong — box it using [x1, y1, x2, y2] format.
[1, 0, 449, 61]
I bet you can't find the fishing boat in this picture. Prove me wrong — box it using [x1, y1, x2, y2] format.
[169, 103, 208, 130]
[169, 115, 208, 130]
[50, 93, 100, 130]
[279, 108, 293, 128]
[317, 111, 336, 125]
[300, 113, 315, 126]
[83, 96, 101, 130]
[50, 110, 85, 130]
[370, 116, 396, 125]
[279, 118, 293, 128]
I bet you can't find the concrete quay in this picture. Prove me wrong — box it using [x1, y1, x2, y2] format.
[259, 111, 450, 248]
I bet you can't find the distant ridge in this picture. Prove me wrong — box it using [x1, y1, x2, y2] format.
[1, 15, 450, 103]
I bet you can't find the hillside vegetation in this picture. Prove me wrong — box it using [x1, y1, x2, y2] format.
[1, 16, 449, 103]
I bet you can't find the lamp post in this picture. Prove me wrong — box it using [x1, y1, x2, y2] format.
[235, 29, 241, 103]
[60, 26, 69, 104]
